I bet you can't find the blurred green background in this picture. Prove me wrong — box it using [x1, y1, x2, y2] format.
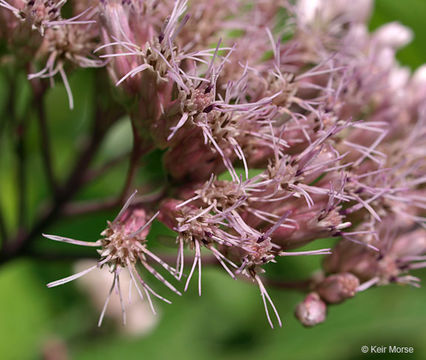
[0, 0, 426, 359]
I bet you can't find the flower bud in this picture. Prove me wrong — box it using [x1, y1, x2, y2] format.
[295, 292, 327, 327]
[270, 206, 347, 250]
[412, 65, 426, 89]
[113, 207, 149, 237]
[164, 131, 228, 182]
[410, 65, 426, 103]
[158, 198, 182, 230]
[390, 229, 426, 259]
[316, 272, 359, 304]
[375, 47, 396, 70]
[297, 0, 372, 25]
[323, 239, 377, 281]
[373, 22, 413, 49]
[389, 66, 410, 91]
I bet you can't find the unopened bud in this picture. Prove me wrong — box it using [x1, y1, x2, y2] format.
[297, 0, 372, 25]
[158, 198, 182, 229]
[115, 207, 149, 237]
[164, 132, 226, 182]
[391, 229, 426, 258]
[412, 65, 426, 89]
[295, 292, 327, 327]
[373, 22, 413, 49]
[316, 272, 359, 304]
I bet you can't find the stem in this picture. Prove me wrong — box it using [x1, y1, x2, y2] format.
[25, 250, 98, 262]
[62, 140, 153, 217]
[262, 277, 312, 292]
[34, 83, 58, 194]
[0, 206, 7, 243]
[0, 106, 117, 264]
[82, 152, 129, 184]
[118, 143, 145, 201]
[16, 121, 26, 228]
[62, 187, 167, 217]
[62, 196, 121, 216]
[13, 70, 32, 230]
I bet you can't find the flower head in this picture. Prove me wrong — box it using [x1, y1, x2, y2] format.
[0, 0, 94, 35]
[44, 191, 181, 326]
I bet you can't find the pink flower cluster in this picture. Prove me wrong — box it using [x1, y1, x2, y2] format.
[2, 0, 424, 328]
